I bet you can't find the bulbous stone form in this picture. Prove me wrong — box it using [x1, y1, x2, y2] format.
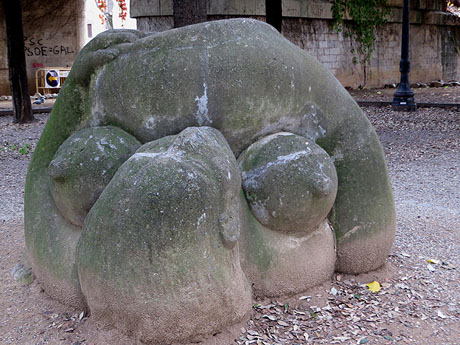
[48, 126, 141, 226]
[238, 132, 338, 234]
[239, 213, 336, 298]
[24, 18, 396, 344]
[77, 127, 252, 345]
[237, 132, 337, 297]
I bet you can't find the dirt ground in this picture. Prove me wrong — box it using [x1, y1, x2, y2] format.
[0, 87, 459, 345]
[349, 85, 460, 103]
[0, 99, 55, 110]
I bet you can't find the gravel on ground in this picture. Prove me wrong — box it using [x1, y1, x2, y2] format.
[0, 87, 459, 345]
[349, 86, 460, 104]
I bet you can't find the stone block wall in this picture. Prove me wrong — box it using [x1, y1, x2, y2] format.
[131, 0, 460, 88]
[281, 18, 451, 87]
[281, 1, 460, 87]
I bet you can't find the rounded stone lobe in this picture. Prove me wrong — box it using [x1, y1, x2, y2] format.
[77, 127, 252, 344]
[48, 126, 141, 227]
[238, 132, 338, 234]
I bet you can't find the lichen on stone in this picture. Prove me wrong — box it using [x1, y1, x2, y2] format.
[24, 18, 395, 345]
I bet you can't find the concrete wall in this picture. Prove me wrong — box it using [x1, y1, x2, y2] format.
[0, 0, 138, 96]
[131, 0, 460, 88]
[0, 1, 83, 95]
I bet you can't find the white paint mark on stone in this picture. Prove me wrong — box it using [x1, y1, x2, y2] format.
[195, 82, 212, 126]
[314, 161, 333, 191]
[341, 226, 362, 240]
[242, 150, 311, 189]
[247, 132, 295, 151]
[197, 212, 206, 226]
[286, 222, 328, 248]
[145, 117, 155, 129]
[276, 150, 312, 165]
[187, 171, 196, 180]
[318, 125, 326, 136]
[96, 141, 105, 153]
[130, 152, 163, 160]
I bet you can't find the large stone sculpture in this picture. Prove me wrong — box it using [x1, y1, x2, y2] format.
[24, 19, 396, 344]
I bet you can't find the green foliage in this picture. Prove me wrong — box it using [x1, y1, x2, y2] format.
[332, 0, 390, 64]
[1, 142, 32, 155]
[19, 143, 32, 155]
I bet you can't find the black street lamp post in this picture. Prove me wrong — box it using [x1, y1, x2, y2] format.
[392, 0, 417, 111]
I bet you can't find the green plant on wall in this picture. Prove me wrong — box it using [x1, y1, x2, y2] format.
[332, 0, 390, 65]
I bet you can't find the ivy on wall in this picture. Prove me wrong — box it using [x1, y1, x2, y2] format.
[332, 0, 390, 64]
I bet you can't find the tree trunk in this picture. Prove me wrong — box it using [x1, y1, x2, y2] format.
[265, 0, 282, 32]
[1, 0, 34, 123]
[173, 0, 208, 28]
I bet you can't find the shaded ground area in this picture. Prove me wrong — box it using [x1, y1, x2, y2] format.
[349, 86, 460, 104]
[0, 99, 56, 109]
[0, 88, 459, 344]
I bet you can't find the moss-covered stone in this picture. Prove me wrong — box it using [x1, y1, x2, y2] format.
[24, 30, 149, 309]
[79, 19, 394, 273]
[238, 132, 337, 234]
[77, 127, 251, 344]
[239, 192, 336, 298]
[48, 126, 140, 226]
[24, 18, 396, 343]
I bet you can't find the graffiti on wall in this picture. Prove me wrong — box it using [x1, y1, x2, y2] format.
[24, 37, 75, 57]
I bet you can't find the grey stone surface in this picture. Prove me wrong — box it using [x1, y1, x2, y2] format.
[239, 211, 336, 298]
[23, 19, 396, 344]
[11, 262, 34, 285]
[77, 127, 252, 344]
[237, 132, 337, 297]
[48, 126, 140, 227]
[238, 132, 337, 234]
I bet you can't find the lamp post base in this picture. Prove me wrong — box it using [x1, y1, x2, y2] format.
[392, 91, 417, 111]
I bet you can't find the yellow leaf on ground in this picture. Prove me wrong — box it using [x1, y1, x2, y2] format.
[427, 259, 440, 264]
[366, 281, 381, 293]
